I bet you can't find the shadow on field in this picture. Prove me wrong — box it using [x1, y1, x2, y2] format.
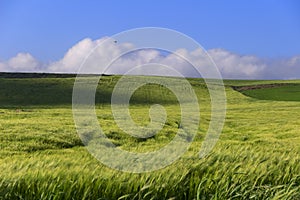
[0, 74, 181, 107]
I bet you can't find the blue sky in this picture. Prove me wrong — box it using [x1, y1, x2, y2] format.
[0, 0, 300, 79]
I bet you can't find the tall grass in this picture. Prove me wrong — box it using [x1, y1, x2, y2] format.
[0, 76, 299, 199]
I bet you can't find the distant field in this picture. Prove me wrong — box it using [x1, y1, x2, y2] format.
[0, 73, 299, 199]
[236, 84, 300, 101]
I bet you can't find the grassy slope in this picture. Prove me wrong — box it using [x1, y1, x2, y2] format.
[0, 76, 299, 199]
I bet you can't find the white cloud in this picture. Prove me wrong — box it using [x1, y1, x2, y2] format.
[107, 48, 164, 75]
[0, 53, 40, 72]
[48, 38, 95, 73]
[263, 55, 300, 79]
[0, 37, 299, 79]
[207, 49, 267, 79]
[0, 62, 5, 71]
[48, 37, 135, 73]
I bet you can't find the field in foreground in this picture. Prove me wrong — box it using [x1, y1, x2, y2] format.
[0, 74, 299, 199]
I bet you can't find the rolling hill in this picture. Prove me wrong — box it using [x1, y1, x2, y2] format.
[0, 73, 299, 199]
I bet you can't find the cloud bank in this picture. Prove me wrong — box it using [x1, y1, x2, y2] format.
[0, 53, 40, 72]
[0, 37, 299, 79]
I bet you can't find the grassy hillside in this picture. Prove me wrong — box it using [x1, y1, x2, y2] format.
[0, 74, 299, 199]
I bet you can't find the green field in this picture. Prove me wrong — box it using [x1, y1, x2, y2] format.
[240, 84, 300, 102]
[0, 74, 299, 199]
